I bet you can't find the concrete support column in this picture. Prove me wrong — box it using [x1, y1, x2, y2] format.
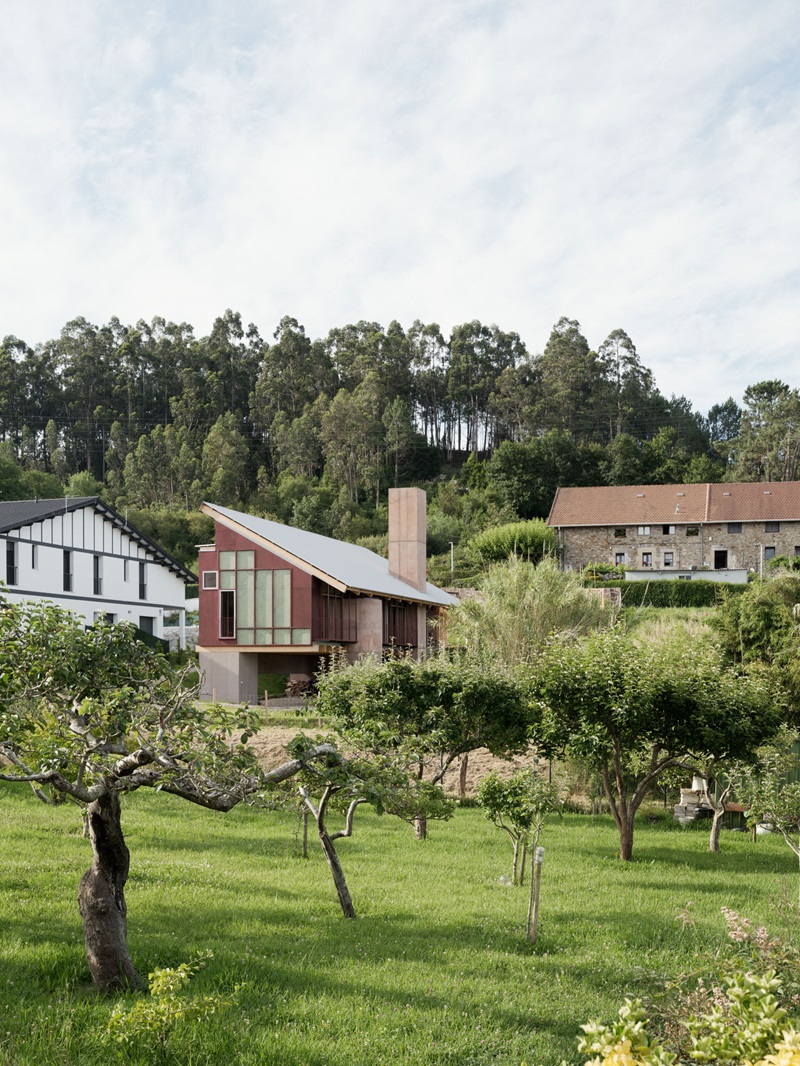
[178, 607, 186, 651]
[351, 597, 383, 661]
[199, 650, 259, 704]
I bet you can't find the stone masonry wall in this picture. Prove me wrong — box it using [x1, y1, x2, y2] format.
[557, 521, 800, 572]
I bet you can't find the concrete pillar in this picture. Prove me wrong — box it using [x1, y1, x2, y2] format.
[351, 597, 383, 661]
[178, 607, 186, 651]
[198, 650, 259, 704]
[388, 487, 427, 592]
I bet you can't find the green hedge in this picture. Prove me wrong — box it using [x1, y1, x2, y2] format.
[584, 578, 748, 608]
[469, 519, 555, 564]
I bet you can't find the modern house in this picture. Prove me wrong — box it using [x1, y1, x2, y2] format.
[197, 488, 456, 703]
[547, 481, 800, 580]
[0, 497, 196, 645]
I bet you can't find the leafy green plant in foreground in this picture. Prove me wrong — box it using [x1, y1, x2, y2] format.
[106, 953, 238, 1061]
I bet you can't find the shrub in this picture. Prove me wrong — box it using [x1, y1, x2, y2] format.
[469, 519, 555, 564]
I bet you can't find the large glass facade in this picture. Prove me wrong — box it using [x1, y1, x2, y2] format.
[218, 551, 309, 645]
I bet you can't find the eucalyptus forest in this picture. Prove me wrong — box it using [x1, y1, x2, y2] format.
[1, 310, 798, 570]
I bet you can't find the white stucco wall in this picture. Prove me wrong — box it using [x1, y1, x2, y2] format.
[2, 505, 189, 638]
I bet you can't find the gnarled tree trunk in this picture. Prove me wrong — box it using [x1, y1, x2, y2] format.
[318, 828, 356, 919]
[78, 791, 141, 991]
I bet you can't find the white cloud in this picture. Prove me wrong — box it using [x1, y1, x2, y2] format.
[0, 0, 798, 412]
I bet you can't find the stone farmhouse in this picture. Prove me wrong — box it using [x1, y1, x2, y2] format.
[0, 497, 196, 646]
[547, 481, 800, 579]
[197, 488, 455, 704]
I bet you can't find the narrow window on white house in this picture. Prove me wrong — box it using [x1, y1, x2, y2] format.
[138, 561, 147, 600]
[5, 540, 17, 586]
[123, 558, 129, 581]
[63, 550, 73, 592]
[93, 555, 102, 596]
[31, 543, 38, 569]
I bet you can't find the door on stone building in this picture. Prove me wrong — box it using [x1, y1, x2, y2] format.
[714, 550, 728, 569]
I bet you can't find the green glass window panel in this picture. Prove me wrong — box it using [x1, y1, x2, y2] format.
[255, 570, 272, 627]
[237, 629, 254, 644]
[219, 551, 235, 570]
[255, 628, 272, 645]
[237, 550, 255, 569]
[237, 569, 254, 626]
[274, 570, 291, 627]
[292, 628, 311, 645]
[220, 570, 235, 589]
[274, 628, 291, 645]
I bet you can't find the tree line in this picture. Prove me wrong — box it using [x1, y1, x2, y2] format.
[2, 309, 799, 565]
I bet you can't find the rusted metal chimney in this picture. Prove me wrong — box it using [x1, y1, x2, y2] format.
[388, 487, 427, 592]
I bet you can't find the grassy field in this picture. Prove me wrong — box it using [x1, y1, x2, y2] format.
[0, 784, 797, 1066]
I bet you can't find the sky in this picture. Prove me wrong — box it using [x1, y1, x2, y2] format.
[2, 0, 799, 414]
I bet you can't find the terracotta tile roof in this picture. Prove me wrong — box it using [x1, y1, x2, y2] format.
[547, 482, 800, 527]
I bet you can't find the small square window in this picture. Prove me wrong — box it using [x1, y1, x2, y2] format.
[662, 525, 675, 535]
[637, 526, 650, 536]
[727, 523, 742, 534]
[686, 527, 699, 536]
[613, 528, 626, 538]
[765, 522, 780, 533]
[202, 571, 219, 590]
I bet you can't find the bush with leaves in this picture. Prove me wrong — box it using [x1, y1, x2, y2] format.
[448, 556, 614, 668]
[106, 954, 237, 1060]
[476, 768, 563, 885]
[469, 518, 555, 564]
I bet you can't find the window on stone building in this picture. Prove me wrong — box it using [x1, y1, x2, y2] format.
[663, 552, 673, 566]
[615, 552, 625, 565]
[765, 522, 780, 533]
[686, 527, 699, 536]
[637, 526, 650, 536]
[642, 552, 652, 567]
[765, 547, 776, 561]
[662, 525, 676, 535]
[728, 523, 742, 533]
[614, 528, 626, 538]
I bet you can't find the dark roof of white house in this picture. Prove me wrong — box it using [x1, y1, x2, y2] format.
[0, 498, 196, 581]
[548, 482, 800, 527]
[202, 502, 456, 607]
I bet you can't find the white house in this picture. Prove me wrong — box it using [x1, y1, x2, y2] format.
[0, 497, 196, 647]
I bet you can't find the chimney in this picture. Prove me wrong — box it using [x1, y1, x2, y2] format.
[388, 488, 427, 592]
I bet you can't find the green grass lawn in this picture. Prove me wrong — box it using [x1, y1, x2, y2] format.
[0, 784, 797, 1066]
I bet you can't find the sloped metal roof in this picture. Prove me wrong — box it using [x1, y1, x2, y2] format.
[548, 481, 800, 527]
[0, 498, 196, 581]
[202, 502, 456, 607]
